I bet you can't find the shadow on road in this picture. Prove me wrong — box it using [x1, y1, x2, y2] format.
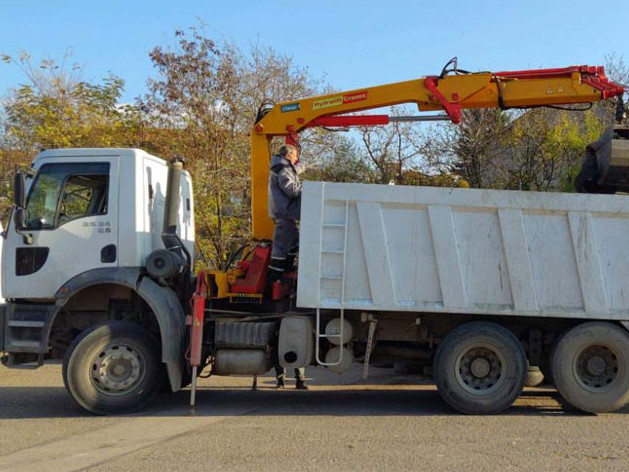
[0, 386, 86, 418]
[0, 384, 604, 420]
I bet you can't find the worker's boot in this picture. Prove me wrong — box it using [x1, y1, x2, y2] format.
[276, 378, 285, 389]
[296, 379, 309, 390]
[269, 257, 286, 283]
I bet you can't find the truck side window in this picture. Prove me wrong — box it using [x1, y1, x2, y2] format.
[58, 174, 109, 224]
[25, 162, 110, 229]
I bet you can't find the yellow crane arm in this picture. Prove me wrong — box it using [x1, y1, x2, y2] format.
[251, 64, 624, 240]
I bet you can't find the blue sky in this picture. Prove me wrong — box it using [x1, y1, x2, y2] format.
[0, 0, 627, 103]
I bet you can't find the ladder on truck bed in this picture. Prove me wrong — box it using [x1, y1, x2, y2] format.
[315, 199, 349, 366]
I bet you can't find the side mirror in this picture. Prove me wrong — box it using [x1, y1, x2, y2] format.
[14, 171, 26, 208]
[13, 207, 26, 230]
[13, 207, 33, 245]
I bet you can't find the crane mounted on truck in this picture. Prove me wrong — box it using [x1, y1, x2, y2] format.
[0, 60, 626, 415]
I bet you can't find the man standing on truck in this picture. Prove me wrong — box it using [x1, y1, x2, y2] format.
[268, 144, 304, 282]
[268, 144, 308, 390]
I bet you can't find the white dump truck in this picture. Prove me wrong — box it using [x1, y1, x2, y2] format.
[1, 63, 627, 415]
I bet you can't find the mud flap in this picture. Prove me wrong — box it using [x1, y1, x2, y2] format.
[137, 277, 186, 392]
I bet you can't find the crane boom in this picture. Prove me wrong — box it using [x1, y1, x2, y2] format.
[251, 64, 624, 240]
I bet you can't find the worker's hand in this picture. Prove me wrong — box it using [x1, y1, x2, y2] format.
[294, 161, 306, 175]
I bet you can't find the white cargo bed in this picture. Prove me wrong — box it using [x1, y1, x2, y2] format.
[297, 182, 629, 320]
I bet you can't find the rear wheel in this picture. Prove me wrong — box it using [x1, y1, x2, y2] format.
[551, 322, 629, 413]
[63, 321, 164, 415]
[434, 322, 527, 414]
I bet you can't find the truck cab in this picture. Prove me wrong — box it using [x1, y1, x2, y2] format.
[1, 149, 194, 409]
[2, 149, 194, 299]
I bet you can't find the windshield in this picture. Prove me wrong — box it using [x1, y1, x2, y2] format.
[25, 162, 110, 229]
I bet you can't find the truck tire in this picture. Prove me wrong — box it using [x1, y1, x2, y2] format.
[551, 322, 629, 413]
[63, 321, 164, 415]
[434, 322, 527, 415]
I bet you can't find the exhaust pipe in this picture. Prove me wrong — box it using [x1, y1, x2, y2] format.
[162, 157, 184, 251]
[146, 157, 190, 280]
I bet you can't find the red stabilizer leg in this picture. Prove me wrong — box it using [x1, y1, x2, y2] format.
[188, 273, 207, 409]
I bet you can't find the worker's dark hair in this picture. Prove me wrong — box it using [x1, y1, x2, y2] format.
[278, 145, 297, 156]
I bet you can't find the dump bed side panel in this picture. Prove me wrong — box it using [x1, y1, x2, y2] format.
[297, 182, 629, 320]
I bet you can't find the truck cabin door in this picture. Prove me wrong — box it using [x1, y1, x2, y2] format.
[2, 158, 119, 299]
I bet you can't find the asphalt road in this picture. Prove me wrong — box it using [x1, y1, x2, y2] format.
[2, 363, 629, 472]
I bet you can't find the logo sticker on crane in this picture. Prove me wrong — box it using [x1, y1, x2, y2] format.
[312, 91, 368, 110]
[343, 91, 368, 104]
[281, 103, 300, 113]
[312, 95, 343, 110]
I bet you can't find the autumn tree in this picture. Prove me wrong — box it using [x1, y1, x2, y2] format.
[602, 53, 628, 126]
[139, 27, 329, 270]
[302, 133, 372, 183]
[423, 104, 609, 192]
[422, 108, 511, 189]
[0, 51, 138, 223]
[505, 108, 604, 191]
[1, 51, 138, 152]
[233, 45, 371, 185]
[354, 106, 427, 184]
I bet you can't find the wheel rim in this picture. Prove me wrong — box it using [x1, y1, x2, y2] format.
[573, 344, 620, 393]
[90, 343, 146, 395]
[455, 344, 506, 395]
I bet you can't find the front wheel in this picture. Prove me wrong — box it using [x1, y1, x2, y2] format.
[63, 321, 164, 415]
[551, 322, 629, 413]
[434, 322, 527, 415]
